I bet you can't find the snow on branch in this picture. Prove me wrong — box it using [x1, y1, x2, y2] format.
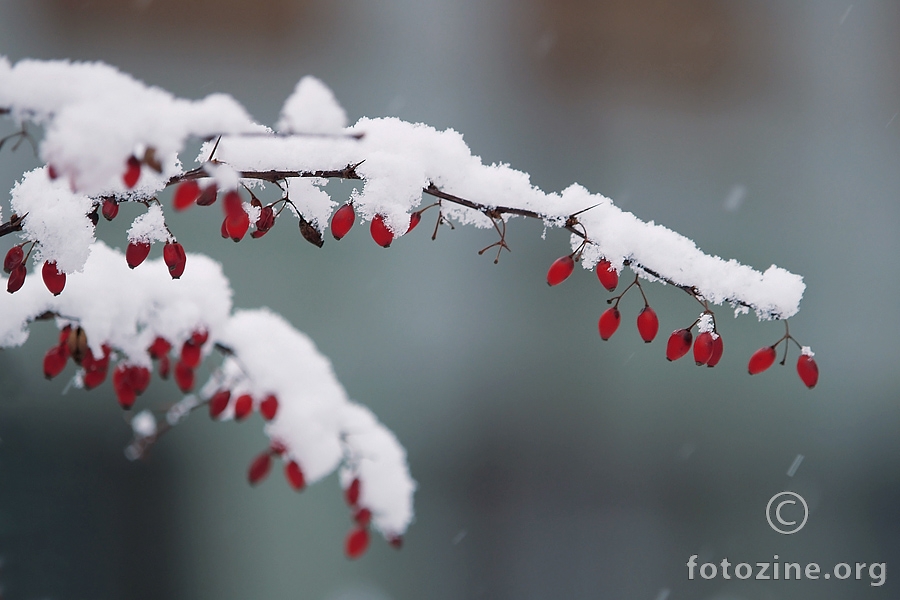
[0, 242, 415, 541]
[0, 55, 816, 555]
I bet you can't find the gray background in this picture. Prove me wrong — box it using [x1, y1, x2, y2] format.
[1, 1, 898, 599]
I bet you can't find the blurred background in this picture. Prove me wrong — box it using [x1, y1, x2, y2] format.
[1, 1, 899, 598]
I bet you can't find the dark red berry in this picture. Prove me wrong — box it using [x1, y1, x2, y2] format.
[190, 330, 209, 345]
[126, 241, 151, 269]
[255, 206, 275, 233]
[598, 307, 621, 340]
[41, 261, 66, 296]
[331, 203, 355, 240]
[248, 452, 272, 485]
[407, 211, 421, 233]
[4, 245, 24, 274]
[596, 259, 618, 292]
[706, 334, 724, 368]
[546, 255, 575, 286]
[693, 331, 715, 365]
[208, 390, 231, 419]
[180, 340, 202, 369]
[233, 394, 253, 420]
[173, 180, 201, 211]
[101, 199, 119, 221]
[370, 214, 394, 248]
[285, 461, 306, 491]
[112, 365, 137, 409]
[259, 394, 279, 421]
[43, 344, 69, 379]
[82, 368, 107, 389]
[123, 155, 141, 188]
[389, 536, 403, 549]
[748, 346, 777, 375]
[345, 478, 361, 507]
[147, 337, 171, 359]
[47, 165, 58, 179]
[353, 508, 372, 526]
[163, 242, 186, 279]
[129, 366, 150, 395]
[174, 360, 194, 392]
[196, 184, 218, 206]
[636, 306, 659, 343]
[345, 527, 370, 559]
[6, 264, 25, 293]
[796, 354, 819, 389]
[666, 329, 693, 361]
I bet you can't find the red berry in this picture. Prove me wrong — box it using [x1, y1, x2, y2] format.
[220, 218, 230, 239]
[82, 368, 107, 389]
[101, 199, 119, 221]
[748, 346, 777, 375]
[4, 245, 24, 274]
[163, 242, 186, 279]
[47, 165, 58, 179]
[706, 334, 724, 368]
[147, 337, 171, 359]
[693, 331, 715, 365]
[636, 306, 659, 342]
[353, 507, 372, 526]
[6, 264, 26, 294]
[546, 255, 575, 286]
[208, 389, 231, 419]
[389, 536, 403, 550]
[255, 206, 275, 233]
[196, 184, 218, 206]
[112, 365, 137, 409]
[345, 527, 370, 559]
[345, 478, 361, 507]
[596, 259, 618, 291]
[173, 180, 201, 211]
[331, 203, 355, 240]
[285, 461, 306, 491]
[174, 360, 194, 392]
[248, 452, 272, 485]
[222, 190, 243, 217]
[123, 155, 141, 188]
[126, 241, 151, 269]
[43, 344, 69, 379]
[233, 394, 253, 420]
[129, 366, 151, 395]
[796, 354, 819, 389]
[407, 211, 421, 233]
[180, 340, 202, 369]
[259, 394, 279, 421]
[370, 214, 394, 247]
[666, 329, 693, 361]
[225, 210, 250, 242]
[190, 329, 209, 345]
[41, 261, 66, 296]
[598, 307, 621, 340]
[158, 356, 170, 379]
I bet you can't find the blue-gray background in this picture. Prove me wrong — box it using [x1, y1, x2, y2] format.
[1, 1, 898, 599]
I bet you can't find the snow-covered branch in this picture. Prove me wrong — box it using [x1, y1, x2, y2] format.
[0, 55, 817, 558]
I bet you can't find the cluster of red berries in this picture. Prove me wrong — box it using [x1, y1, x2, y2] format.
[207, 388, 280, 422]
[330, 202, 421, 248]
[546, 252, 819, 386]
[4, 244, 68, 296]
[43, 326, 112, 388]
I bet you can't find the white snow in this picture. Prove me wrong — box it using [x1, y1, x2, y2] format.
[127, 204, 171, 244]
[277, 76, 348, 134]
